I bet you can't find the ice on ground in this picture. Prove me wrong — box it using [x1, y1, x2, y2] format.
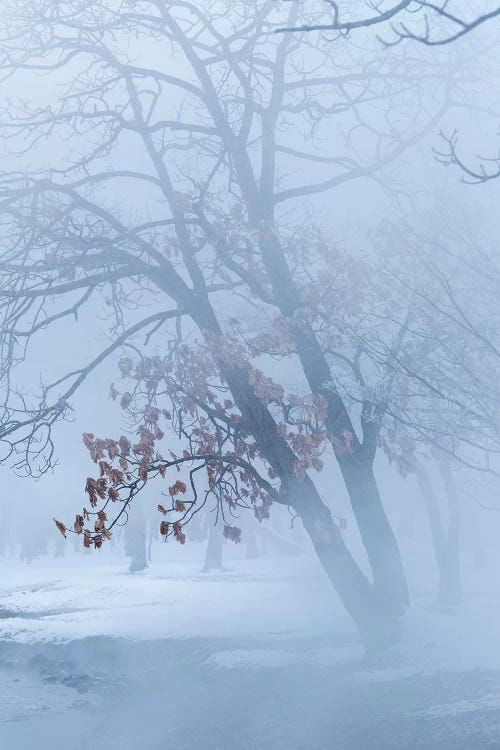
[207, 645, 359, 669]
[409, 694, 500, 719]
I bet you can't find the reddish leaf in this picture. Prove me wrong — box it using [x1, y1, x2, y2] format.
[169, 480, 187, 496]
[54, 520, 67, 538]
[223, 525, 242, 544]
[74, 515, 84, 534]
[173, 521, 186, 544]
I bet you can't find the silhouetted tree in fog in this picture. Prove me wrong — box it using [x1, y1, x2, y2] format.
[285, 1, 500, 46]
[0, 0, 483, 649]
[345, 204, 500, 602]
[413, 456, 462, 607]
[286, 1, 500, 181]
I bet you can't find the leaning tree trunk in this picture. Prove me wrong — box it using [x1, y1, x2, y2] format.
[288, 479, 401, 653]
[155, 271, 401, 651]
[221, 352, 401, 649]
[415, 461, 461, 607]
[224, 361, 399, 648]
[254, 227, 409, 616]
[292, 320, 409, 614]
[338, 455, 409, 615]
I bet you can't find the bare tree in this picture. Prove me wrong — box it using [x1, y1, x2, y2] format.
[435, 130, 500, 184]
[413, 457, 462, 607]
[281, 1, 500, 182]
[364, 203, 500, 597]
[368, 210, 500, 470]
[0, 0, 468, 648]
[287, 199, 500, 604]
[282, 1, 500, 46]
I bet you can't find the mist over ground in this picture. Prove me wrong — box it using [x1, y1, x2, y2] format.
[1, 2, 500, 748]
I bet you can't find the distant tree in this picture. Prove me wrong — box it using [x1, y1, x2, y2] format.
[413, 456, 462, 607]
[337, 203, 500, 601]
[124, 503, 148, 573]
[202, 520, 224, 573]
[366, 209, 500, 470]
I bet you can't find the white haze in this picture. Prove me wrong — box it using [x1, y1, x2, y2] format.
[1, 2, 500, 749]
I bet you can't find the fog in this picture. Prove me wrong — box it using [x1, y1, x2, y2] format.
[1, 1, 500, 748]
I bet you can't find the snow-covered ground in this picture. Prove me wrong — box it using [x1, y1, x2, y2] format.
[1, 544, 500, 675]
[0, 552, 350, 644]
[2, 544, 500, 749]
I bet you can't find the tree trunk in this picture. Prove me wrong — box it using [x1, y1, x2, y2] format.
[124, 508, 148, 573]
[253, 228, 409, 614]
[339, 456, 409, 615]
[466, 502, 485, 569]
[439, 459, 462, 607]
[415, 461, 461, 607]
[202, 521, 223, 572]
[185, 508, 206, 542]
[252, 524, 303, 557]
[289, 479, 401, 653]
[148, 526, 154, 564]
[219, 354, 401, 649]
[245, 529, 260, 560]
[156, 280, 401, 651]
